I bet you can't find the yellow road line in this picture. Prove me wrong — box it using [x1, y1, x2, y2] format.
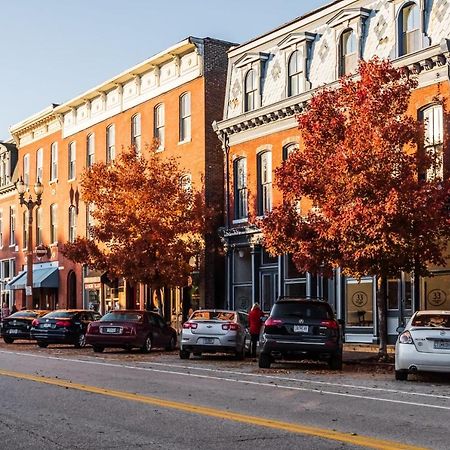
[0, 368, 427, 450]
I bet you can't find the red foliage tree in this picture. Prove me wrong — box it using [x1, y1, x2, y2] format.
[62, 144, 208, 310]
[261, 58, 450, 358]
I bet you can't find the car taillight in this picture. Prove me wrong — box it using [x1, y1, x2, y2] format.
[88, 324, 99, 334]
[122, 326, 135, 335]
[320, 320, 339, 329]
[182, 321, 198, 329]
[56, 320, 72, 327]
[399, 330, 413, 344]
[32, 319, 40, 327]
[265, 318, 283, 327]
[222, 322, 239, 331]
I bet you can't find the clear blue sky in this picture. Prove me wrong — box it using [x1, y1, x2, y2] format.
[0, 0, 330, 141]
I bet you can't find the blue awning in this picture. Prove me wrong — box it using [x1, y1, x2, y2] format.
[7, 267, 59, 290]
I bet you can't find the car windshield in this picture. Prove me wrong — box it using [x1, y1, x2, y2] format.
[271, 303, 332, 320]
[191, 311, 236, 321]
[8, 311, 37, 318]
[412, 314, 450, 328]
[43, 311, 77, 319]
[100, 312, 143, 322]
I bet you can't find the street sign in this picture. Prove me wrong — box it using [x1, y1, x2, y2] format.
[25, 286, 32, 296]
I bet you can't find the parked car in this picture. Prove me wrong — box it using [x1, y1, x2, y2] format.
[258, 297, 343, 370]
[1, 310, 50, 343]
[30, 309, 102, 348]
[395, 310, 450, 381]
[179, 309, 249, 360]
[85, 310, 177, 353]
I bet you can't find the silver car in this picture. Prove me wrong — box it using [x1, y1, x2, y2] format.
[179, 309, 249, 360]
[395, 310, 450, 380]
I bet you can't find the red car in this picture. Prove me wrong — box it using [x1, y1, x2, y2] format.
[86, 310, 177, 353]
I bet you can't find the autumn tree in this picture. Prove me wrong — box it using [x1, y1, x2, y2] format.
[62, 144, 208, 314]
[261, 57, 450, 359]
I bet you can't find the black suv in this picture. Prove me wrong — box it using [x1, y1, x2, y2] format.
[258, 298, 343, 370]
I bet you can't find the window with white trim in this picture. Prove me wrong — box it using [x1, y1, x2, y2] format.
[423, 104, 444, 180]
[288, 51, 302, 97]
[244, 69, 257, 112]
[36, 148, 43, 182]
[36, 207, 42, 246]
[9, 206, 15, 246]
[87, 134, 95, 167]
[234, 158, 248, 220]
[23, 154, 30, 186]
[22, 210, 28, 249]
[68, 141, 76, 180]
[68, 206, 77, 243]
[106, 125, 115, 162]
[258, 151, 272, 215]
[0, 209, 3, 248]
[50, 204, 57, 244]
[179, 93, 191, 142]
[50, 142, 58, 181]
[399, 2, 421, 56]
[340, 29, 357, 76]
[131, 114, 141, 153]
[154, 104, 165, 149]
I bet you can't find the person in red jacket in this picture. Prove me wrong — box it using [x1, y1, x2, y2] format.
[248, 303, 264, 358]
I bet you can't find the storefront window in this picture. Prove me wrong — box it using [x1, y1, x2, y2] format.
[423, 272, 450, 310]
[387, 279, 400, 310]
[346, 278, 374, 327]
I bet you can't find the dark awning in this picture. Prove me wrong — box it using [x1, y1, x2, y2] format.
[7, 267, 59, 290]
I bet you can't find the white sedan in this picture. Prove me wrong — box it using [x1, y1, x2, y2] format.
[395, 310, 450, 381]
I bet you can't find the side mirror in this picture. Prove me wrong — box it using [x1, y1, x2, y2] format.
[396, 325, 405, 334]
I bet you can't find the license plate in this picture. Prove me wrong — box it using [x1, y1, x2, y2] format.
[43, 323, 52, 328]
[204, 338, 214, 344]
[293, 325, 309, 333]
[9, 329, 19, 334]
[106, 327, 118, 333]
[434, 340, 450, 349]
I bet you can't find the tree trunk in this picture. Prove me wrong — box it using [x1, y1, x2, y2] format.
[376, 276, 388, 361]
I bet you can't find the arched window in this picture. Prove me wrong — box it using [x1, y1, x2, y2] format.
[257, 151, 272, 215]
[154, 104, 165, 149]
[106, 124, 115, 162]
[288, 51, 302, 97]
[399, 2, 420, 56]
[131, 114, 141, 153]
[234, 157, 247, 220]
[340, 29, 357, 76]
[283, 143, 299, 161]
[68, 206, 77, 243]
[179, 93, 191, 142]
[87, 134, 95, 167]
[67, 271, 77, 309]
[244, 69, 257, 112]
[422, 104, 444, 180]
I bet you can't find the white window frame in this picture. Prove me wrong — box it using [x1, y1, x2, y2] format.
[234, 158, 248, 220]
[50, 204, 57, 244]
[36, 148, 43, 182]
[87, 134, 95, 167]
[340, 28, 357, 76]
[244, 69, 257, 112]
[68, 206, 77, 243]
[288, 51, 302, 97]
[23, 154, 30, 186]
[154, 104, 165, 150]
[423, 104, 444, 180]
[50, 142, 58, 181]
[36, 207, 42, 246]
[68, 141, 76, 180]
[179, 93, 191, 142]
[106, 124, 115, 162]
[399, 1, 421, 56]
[131, 114, 141, 153]
[258, 151, 272, 215]
[9, 206, 15, 246]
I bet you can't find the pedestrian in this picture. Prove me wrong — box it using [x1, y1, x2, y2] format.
[1, 302, 11, 320]
[248, 302, 264, 358]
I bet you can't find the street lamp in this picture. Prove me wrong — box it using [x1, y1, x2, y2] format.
[16, 176, 44, 309]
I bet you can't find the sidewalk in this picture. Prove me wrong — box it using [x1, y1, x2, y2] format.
[343, 343, 395, 366]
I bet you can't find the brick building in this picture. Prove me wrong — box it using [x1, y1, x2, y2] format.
[2, 37, 235, 322]
[214, 0, 450, 344]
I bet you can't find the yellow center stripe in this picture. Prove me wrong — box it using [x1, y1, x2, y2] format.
[0, 368, 428, 450]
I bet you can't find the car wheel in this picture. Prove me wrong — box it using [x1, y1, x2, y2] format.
[329, 352, 343, 370]
[93, 346, 104, 353]
[395, 370, 408, 381]
[140, 336, 152, 353]
[75, 333, 86, 348]
[3, 337, 14, 344]
[165, 336, 176, 351]
[258, 353, 271, 369]
[180, 349, 190, 359]
[37, 342, 48, 348]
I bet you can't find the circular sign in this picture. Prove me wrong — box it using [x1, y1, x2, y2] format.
[351, 291, 368, 308]
[427, 289, 447, 307]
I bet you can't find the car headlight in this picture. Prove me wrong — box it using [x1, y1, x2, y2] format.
[399, 330, 413, 344]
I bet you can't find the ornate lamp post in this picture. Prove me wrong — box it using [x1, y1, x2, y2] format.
[16, 177, 44, 309]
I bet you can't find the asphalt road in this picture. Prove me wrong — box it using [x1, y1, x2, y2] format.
[0, 342, 449, 450]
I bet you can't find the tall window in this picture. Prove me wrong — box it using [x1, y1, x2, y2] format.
[87, 134, 95, 167]
[400, 2, 420, 56]
[36, 148, 43, 182]
[423, 104, 444, 180]
[154, 104, 165, 149]
[23, 211, 28, 249]
[0, 209, 3, 248]
[258, 151, 272, 215]
[234, 158, 248, 219]
[131, 114, 141, 153]
[9, 206, 15, 246]
[36, 207, 42, 246]
[244, 69, 257, 112]
[283, 143, 299, 160]
[50, 142, 58, 181]
[0, 156, 9, 186]
[68, 141, 76, 180]
[106, 125, 115, 162]
[50, 204, 57, 244]
[288, 51, 302, 97]
[68, 206, 77, 243]
[179, 93, 191, 142]
[340, 29, 357, 76]
[23, 154, 30, 186]
[180, 174, 192, 192]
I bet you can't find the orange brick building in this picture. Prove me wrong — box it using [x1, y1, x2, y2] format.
[215, 0, 450, 344]
[1, 37, 234, 322]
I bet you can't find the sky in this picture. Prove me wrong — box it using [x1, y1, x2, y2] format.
[0, 0, 330, 141]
